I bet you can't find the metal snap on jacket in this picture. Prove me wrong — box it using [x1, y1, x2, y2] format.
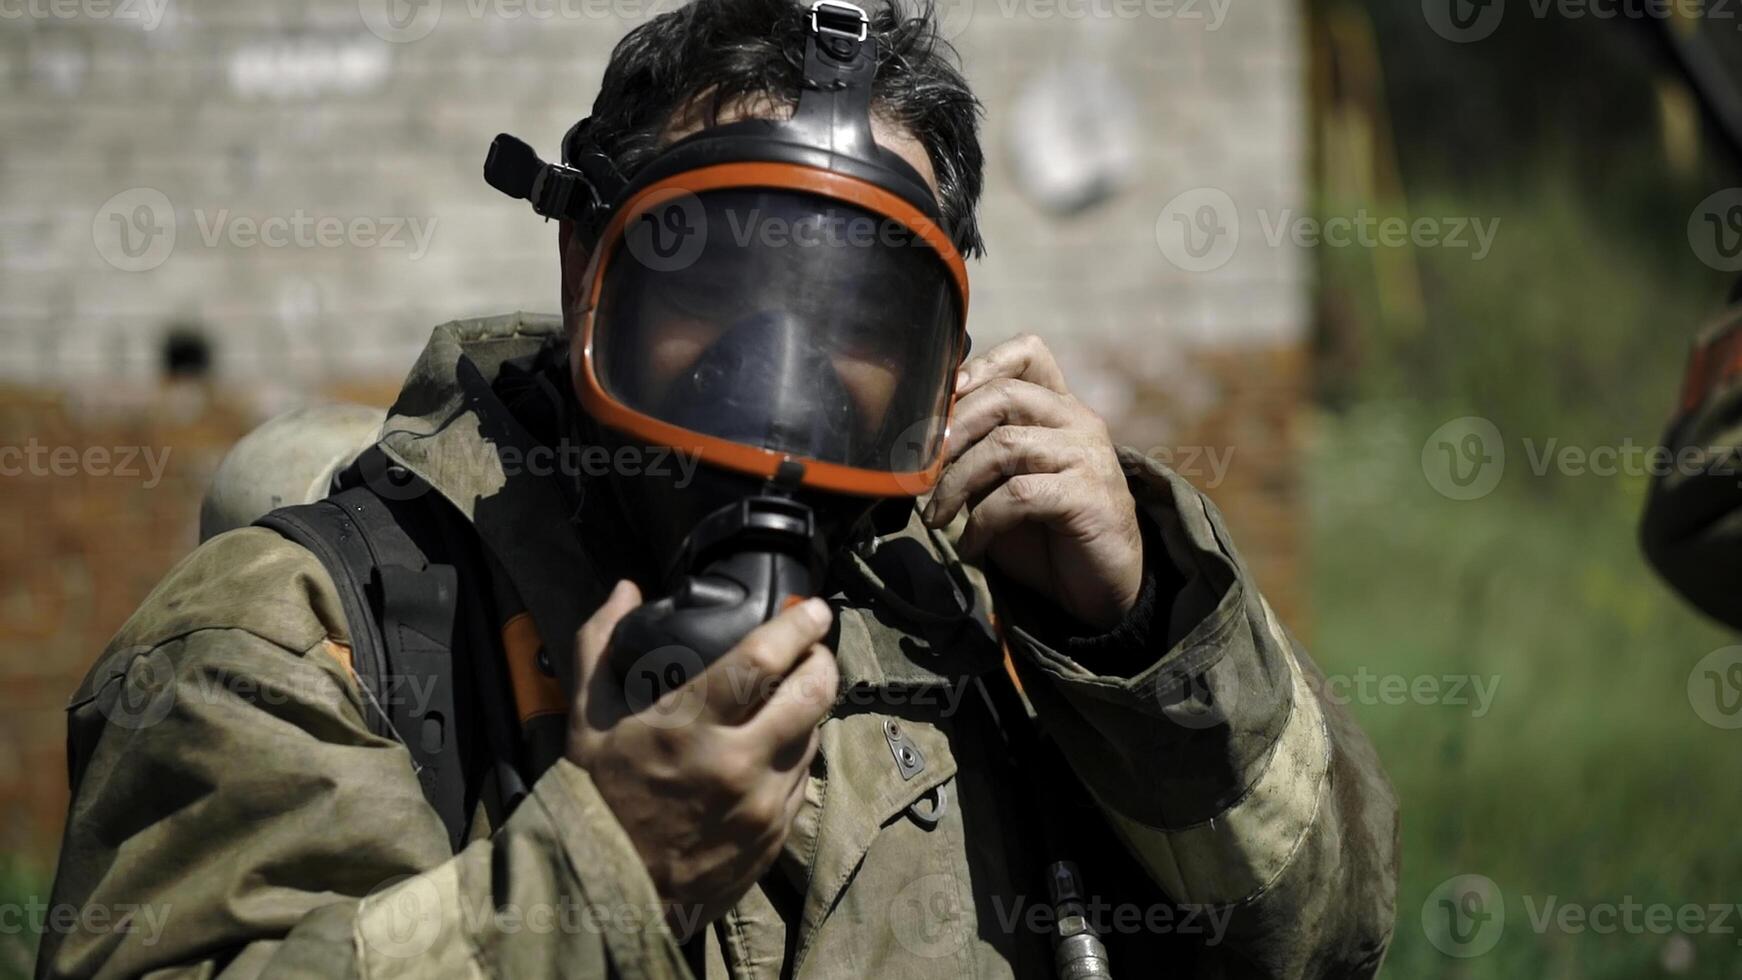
[884, 718, 926, 780]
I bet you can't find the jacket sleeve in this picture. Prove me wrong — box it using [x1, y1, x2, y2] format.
[38, 529, 688, 980]
[1640, 309, 1742, 630]
[996, 449, 1399, 979]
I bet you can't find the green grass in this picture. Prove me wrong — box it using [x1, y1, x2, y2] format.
[1309, 406, 1742, 978]
[1309, 172, 1742, 977]
[0, 859, 48, 980]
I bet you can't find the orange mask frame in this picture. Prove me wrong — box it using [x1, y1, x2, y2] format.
[571, 161, 972, 498]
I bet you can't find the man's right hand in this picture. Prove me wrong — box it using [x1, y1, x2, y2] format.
[566, 580, 839, 938]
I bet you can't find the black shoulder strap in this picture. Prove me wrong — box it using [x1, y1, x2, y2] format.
[255, 452, 481, 851]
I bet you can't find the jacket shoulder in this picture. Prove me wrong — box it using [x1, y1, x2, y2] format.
[76, 527, 349, 699]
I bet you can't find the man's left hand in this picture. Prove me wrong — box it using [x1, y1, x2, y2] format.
[922, 333, 1144, 632]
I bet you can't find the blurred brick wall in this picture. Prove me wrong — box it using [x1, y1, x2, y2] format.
[0, 0, 1309, 867]
[0, 384, 258, 864]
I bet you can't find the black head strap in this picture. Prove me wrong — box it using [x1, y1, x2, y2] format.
[482, 1, 933, 249]
[791, 1, 877, 161]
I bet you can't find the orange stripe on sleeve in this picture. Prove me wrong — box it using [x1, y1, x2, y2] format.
[322, 639, 356, 680]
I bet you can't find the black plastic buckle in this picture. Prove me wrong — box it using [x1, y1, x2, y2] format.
[484, 133, 595, 224]
[527, 163, 585, 222]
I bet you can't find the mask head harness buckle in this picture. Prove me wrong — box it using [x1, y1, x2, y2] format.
[482, 1, 938, 251]
[482, 121, 625, 244]
[810, 0, 869, 41]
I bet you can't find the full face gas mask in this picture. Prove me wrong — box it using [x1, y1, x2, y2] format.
[484, 0, 970, 696]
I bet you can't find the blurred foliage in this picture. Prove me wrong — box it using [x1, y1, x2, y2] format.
[0, 859, 46, 980]
[1315, 175, 1730, 459]
[1309, 405, 1742, 977]
[1311, 1, 1742, 976]
[1327, 0, 1742, 190]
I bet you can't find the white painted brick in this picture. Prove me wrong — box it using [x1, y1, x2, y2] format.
[0, 0, 1305, 382]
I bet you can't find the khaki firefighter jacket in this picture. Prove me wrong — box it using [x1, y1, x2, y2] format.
[40, 313, 1398, 980]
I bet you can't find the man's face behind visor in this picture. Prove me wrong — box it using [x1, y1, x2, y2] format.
[589, 186, 965, 483]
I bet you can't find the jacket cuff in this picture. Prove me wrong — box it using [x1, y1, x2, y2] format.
[1039, 506, 1180, 678]
[1000, 449, 1299, 827]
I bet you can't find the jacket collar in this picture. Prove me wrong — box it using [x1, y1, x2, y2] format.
[375, 312, 611, 698]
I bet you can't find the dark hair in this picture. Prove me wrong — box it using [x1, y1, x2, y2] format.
[578, 0, 985, 257]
